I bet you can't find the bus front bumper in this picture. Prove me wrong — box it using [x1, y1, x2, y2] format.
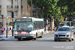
[14, 34, 36, 39]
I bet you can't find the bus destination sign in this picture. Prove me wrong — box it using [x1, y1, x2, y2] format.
[15, 18, 32, 22]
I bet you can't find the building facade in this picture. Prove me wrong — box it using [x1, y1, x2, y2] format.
[0, 0, 39, 26]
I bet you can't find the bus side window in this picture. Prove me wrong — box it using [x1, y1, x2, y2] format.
[34, 22, 39, 29]
[34, 22, 37, 30]
[39, 22, 43, 29]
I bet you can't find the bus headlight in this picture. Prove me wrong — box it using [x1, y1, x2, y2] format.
[14, 32, 18, 36]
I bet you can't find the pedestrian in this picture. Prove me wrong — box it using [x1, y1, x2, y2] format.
[6, 26, 11, 34]
[6, 26, 8, 38]
[0, 26, 4, 37]
[53, 26, 56, 31]
[12, 26, 14, 36]
[46, 24, 48, 33]
[4, 27, 6, 31]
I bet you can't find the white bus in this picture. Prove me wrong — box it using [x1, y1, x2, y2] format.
[14, 17, 44, 40]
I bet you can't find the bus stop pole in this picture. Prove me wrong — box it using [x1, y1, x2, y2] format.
[12, 18, 14, 36]
[2, 15, 4, 26]
[6, 29, 8, 38]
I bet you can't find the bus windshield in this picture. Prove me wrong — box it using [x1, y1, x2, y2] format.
[15, 22, 33, 31]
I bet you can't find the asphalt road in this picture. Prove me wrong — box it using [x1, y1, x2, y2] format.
[0, 32, 75, 50]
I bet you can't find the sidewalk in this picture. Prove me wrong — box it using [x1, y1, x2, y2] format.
[0, 33, 15, 41]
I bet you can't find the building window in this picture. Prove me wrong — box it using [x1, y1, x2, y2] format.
[0, 11, 1, 17]
[0, 5, 1, 8]
[33, 11, 36, 17]
[7, 11, 11, 17]
[14, 11, 17, 17]
[15, 5, 18, 8]
[7, 5, 13, 8]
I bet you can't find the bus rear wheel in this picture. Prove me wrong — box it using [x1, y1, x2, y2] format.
[34, 38, 36, 40]
[33, 33, 38, 40]
[18, 38, 21, 41]
[39, 32, 43, 38]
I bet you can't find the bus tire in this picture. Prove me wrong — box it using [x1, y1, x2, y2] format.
[34, 38, 36, 40]
[39, 32, 43, 38]
[18, 38, 21, 41]
[33, 33, 37, 40]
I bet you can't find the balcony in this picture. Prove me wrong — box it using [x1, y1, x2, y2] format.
[15, 5, 19, 9]
[7, 5, 13, 8]
[7, 5, 23, 11]
[15, 5, 23, 8]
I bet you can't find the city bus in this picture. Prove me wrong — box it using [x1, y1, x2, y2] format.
[14, 17, 44, 40]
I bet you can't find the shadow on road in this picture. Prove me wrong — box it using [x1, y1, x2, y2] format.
[34, 39, 54, 42]
[34, 39, 73, 42]
[0, 39, 74, 42]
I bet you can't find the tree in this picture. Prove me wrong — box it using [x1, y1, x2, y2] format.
[27, 0, 75, 31]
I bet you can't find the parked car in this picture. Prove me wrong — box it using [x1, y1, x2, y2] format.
[54, 27, 74, 42]
[72, 27, 75, 34]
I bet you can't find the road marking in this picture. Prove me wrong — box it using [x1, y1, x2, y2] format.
[38, 37, 54, 40]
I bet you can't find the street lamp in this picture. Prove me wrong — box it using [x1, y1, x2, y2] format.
[1, 15, 4, 26]
[6, 17, 8, 38]
[11, 12, 14, 36]
[6, 17, 8, 25]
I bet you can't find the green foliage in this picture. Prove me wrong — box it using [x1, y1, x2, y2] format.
[27, 0, 31, 6]
[27, 0, 75, 21]
[59, 15, 64, 22]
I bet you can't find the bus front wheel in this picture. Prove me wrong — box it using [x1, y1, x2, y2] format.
[18, 38, 21, 41]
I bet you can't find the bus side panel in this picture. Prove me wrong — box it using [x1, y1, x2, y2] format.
[33, 21, 44, 37]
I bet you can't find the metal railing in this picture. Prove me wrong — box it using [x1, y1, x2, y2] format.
[7, 5, 23, 9]
[15, 5, 18, 8]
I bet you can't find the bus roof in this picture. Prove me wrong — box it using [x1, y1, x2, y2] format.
[23, 17, 43, 19]
[23, 17, 44, 20]
[14, 17, 44, 22]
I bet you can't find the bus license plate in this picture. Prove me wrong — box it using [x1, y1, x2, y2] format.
[21, 32, 26, 34]
[22, 37, 26, 38]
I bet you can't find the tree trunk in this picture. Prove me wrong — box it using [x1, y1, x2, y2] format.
[51, 16, 54, 31]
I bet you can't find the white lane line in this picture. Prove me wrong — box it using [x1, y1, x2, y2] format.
[38, 37, 54, 40]
[46, 37, 54, 40]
